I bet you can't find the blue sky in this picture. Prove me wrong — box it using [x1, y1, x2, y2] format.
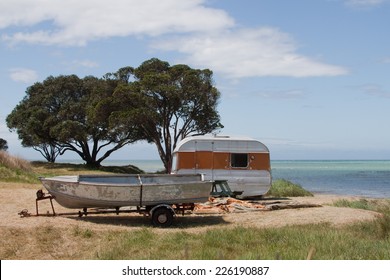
[1, 0, 389, 161]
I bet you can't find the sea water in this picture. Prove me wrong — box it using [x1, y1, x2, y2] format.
[60, 159, 390, 198]
[271, 160, 390, 198]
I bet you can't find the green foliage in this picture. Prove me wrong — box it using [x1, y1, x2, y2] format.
[6, 75, 144, 165]
[0, 138, 8, 151]
[4, 220, 390, 259]
[332, 198, 375, 210]
[0, 151, 37, 183]
[333, 198, 390, 240]
[0, 166, 38, 183]
[7, 58, 223, 169]
[110, 58, 223, 173]
[73, 226, 94, 238]
[267, 179, 313, 197]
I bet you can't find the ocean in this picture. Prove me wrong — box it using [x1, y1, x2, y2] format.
[59, 159, 390, 198]
[271, 160, 390, 198]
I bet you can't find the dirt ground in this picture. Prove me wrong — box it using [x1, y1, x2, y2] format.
[1, 182, 385, 259]
[0, 182, 380, 234]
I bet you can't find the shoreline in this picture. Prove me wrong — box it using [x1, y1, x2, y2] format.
[308, 191, 390, 200]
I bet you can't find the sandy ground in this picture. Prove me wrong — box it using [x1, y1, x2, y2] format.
[1, 183, 385, 259]
[0, 183, 381, 234]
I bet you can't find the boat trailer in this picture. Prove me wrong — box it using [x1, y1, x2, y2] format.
[18, 189, 196, 227]
[18, 181, 244, 227]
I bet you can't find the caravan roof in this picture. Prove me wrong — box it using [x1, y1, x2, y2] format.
[173, 135, 269, 153]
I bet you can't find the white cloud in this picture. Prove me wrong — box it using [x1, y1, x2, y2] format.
[9, 68, 38, 83]
[155, 28, 348, 78]
[0, 0, 348, 79]
[345, 0, 387, 7]
[0, 0, 234, 46]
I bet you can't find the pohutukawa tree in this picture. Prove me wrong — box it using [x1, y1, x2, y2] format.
[7, 58, 223, 169]
[7, 75, 143, 165]
[110, 58, 223, 173]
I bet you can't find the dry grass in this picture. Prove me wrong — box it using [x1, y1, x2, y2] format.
[0, 225, 100, 259]
[0, 151, 37, 183]
[0, 151, 32, 172]
[2, 221, 390, 260]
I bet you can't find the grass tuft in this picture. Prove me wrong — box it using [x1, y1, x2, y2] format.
[333, 198, 390, 240]
[0, 151, 37, 183]
[72, 226, 94, 238]
[332, 198, 374, 210]
[266, 179, 313, 197]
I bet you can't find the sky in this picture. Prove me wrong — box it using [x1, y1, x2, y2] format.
[1, 0, 389, 161]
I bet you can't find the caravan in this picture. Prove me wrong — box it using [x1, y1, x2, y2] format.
[172, 135, 271, 197]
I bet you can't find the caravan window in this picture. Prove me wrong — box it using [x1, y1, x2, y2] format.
[230, 153, 248, 168]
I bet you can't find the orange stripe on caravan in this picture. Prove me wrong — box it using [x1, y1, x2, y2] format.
[177, 152, 195, 169]
[176, 151, 270, 171]
[195, 151, 213, 169]
[213, 152, 229, 169]
[249, 153, 271, 171]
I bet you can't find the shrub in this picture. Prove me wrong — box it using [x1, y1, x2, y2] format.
[266, 179, 313, 197]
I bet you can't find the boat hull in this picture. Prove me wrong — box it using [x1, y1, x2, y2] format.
[40, 174, 212, 209]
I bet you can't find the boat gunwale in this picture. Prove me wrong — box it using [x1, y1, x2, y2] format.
[46, 188, 210, 208]
[40, 178, 211, 188]
[78, 181, 211, 187]
[40, 174, 205, 184]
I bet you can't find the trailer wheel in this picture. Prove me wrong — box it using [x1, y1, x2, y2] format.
[151, 207, 174, 227]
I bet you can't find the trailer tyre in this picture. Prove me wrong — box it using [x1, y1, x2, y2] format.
[152, 207, 174, 227]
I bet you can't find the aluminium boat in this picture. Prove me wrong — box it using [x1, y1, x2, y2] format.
[39, 174, 212, 209]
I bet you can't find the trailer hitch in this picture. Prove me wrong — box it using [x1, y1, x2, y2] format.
[18, 209, 31, 217]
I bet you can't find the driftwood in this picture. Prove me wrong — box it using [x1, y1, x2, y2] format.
[265, 202, 321, 211]
[193, 197, 321, 214]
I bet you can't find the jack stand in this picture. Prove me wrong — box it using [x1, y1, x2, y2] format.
[35, 189, 56, 216]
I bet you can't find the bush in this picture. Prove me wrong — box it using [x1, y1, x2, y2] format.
[266, 179, 313, 197]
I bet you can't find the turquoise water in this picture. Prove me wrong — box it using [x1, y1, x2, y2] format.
[59, 159, 390, 198]
[271, 160, 390, 198]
